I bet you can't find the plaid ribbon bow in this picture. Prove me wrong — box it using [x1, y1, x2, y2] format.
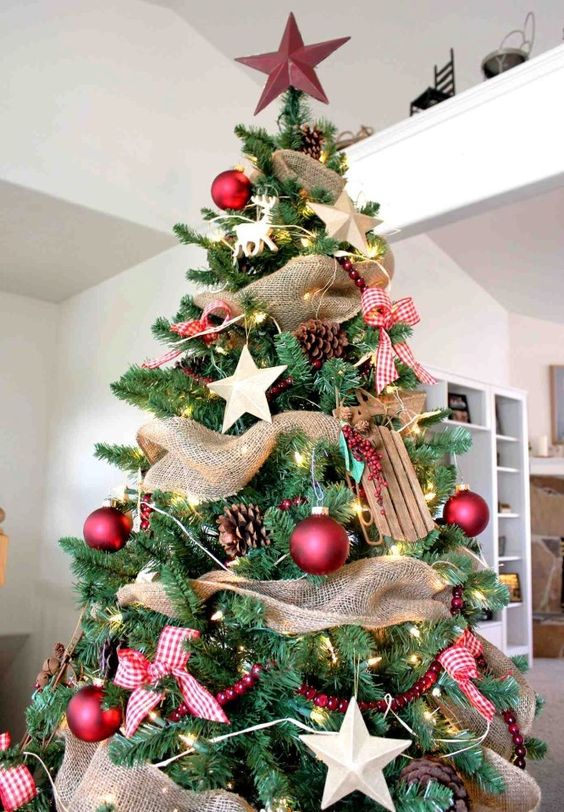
[361, 287, 436, 394]
[142, 300, 232, 369]
[0, 733, 37, 812]
[114, 626, 229, 737]
[437, 630, 495, 721]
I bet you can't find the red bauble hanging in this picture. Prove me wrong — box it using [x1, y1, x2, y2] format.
[443, 485, 490, 537]
[290, 507, 350, 575]
[66, 685, 122, 742]
[83, 506, 132, 552]
[211, 169, 252, 211]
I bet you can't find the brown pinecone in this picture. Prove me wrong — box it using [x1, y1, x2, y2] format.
[300, 124, 324, 160]
[217, 503, 270, 559]
[294, 319, 348, 367]
[400, 758, 470, 812]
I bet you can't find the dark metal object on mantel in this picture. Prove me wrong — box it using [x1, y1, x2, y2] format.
[481, 12, 535, 79]
[410, 48, 455, 116]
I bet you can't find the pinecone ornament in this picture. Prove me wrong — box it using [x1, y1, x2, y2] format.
[217, 503, 270, 559]
[294, 319, 348, 369]
[400, 758, 470, 812]
[300, 124, 324, 160]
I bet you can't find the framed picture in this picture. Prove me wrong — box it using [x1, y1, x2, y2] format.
[550, 366, 564, 444]
[448, 392, 471, 424]
[499, 572, 522, 603]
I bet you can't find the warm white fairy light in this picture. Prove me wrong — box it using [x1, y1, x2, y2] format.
[367, 656, 382, 667]
[432, 686, 442, 698]
[108, 611, 123, 627]
[310, 706, 328, 725]
[211, 610, 224, 622]
[254, 311, 267, 325]
[408, 654, 420, 666]
[187, 494, 201, 508]
[179, 733, 197, 748]
[389, 544, 401, 557]
[409, 625, 421, 638]
[294, 451, 306, 466]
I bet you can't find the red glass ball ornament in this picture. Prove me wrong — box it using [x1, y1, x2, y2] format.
[66, 686, 122, 742]
[211, 169, 252, 211]
[83, 506, 132, 552]
[443, 486, 490, 537]
[289, 508, 350, 575]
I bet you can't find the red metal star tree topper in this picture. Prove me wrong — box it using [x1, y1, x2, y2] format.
[236, 12, 350, 115]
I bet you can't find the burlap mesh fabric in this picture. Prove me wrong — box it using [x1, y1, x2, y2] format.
[137, 412, 341, 500]
[429, 636, 536, 760]
[271, 149, 346, 200]
[194, 254, 393, 332]
[467, 748, 540, 812]
[55, 731, 255, 812]
[118, 556, 451, 633]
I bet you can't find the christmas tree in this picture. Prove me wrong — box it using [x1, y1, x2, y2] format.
[5, 14, 544, 812]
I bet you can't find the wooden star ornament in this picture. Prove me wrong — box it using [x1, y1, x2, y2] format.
[300, 696, 411, 810]
[236, 13, 350, 114]
[309, 191, 382, 254]
[207, 345, 287, 433]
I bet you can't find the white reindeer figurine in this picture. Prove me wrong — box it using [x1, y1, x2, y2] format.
[232, 195, 279, 262]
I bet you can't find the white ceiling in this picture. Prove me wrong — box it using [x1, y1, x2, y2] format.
[148, 0, 564, 134]
[0, 181, 175, 302]
[429, 186, 564, 324]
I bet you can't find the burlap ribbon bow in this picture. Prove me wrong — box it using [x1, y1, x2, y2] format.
[437, 629, 495, 722]
[114, 626, 229, 737]
[0, 733, 37, 812]
[361, 287, 436, 394]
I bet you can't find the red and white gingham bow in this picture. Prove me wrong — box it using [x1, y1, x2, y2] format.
[0, 733, 37, 812]
[361, 288, 436, 394]
[437, 630, 495, 721]
[142, 300, 232, 369]
[114, 626, 229, 737]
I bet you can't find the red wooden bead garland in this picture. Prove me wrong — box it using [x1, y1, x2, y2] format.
[267, 376, 294, 400]
[278, 496, 308, 511]
[450, 585, 465, 616]
[336, 256, 367, 290]
[503, 709, 527, 769]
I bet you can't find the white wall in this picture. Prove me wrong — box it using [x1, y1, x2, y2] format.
[393, 235, 510, 385]
[509, 312, 564, 441]
[0, 291, 57, 732]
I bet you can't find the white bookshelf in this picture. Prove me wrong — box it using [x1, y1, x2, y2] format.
[420, 369, 532, 663]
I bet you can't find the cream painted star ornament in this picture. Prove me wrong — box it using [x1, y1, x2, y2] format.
[309, 191, 382, 254]
[300, 696, 411, 811]
[208, 344, 287, 433]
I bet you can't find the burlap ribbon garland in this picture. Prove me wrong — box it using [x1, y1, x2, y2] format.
[54, 727, 540, 812]
[468, 748, 541, 812]
[54, 731, 253, 812]
[429, 636, 536, 760]
[194, 255, 393, 332]
[271, 149, 346, 200]
[137, 412, 341, 500]
[118, 557, 452, 633]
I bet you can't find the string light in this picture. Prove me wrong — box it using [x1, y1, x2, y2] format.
[409, 626, 421, 639]
[294, 451, 306, 466]
[300, 237, 312, 248]
[367, 656, 382, 667]
[352, 500, 363, 515]
[187, 494, 201, 508]
[321, 635, 339, 665]
[211, 610, 224, 622]
[108, 611, 123, 627]
[253, 312, 267, 325]
[178, 733, 197, 748]
[424, 710, 437, 725]
[408, 654, 421, 666]
[432, 687, 442, 698]
[424, 488, 437, 502]
[389, 544, 401, 557]
[311, 706, 328, 724]
[472, 590, 486, 602]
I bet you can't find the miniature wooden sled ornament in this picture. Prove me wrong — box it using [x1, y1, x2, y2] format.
[0, 508, 8, 586]
[362, 427, 435, 542]
[350, 388, 426, 428]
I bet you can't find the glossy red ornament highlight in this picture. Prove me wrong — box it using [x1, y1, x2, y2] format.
[83, 506, 132, 552]
[66, 686, 122, 742]
[443, 487, 490, 537]
[290, 509, 349, 575]
[211, 170, 252, 211]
